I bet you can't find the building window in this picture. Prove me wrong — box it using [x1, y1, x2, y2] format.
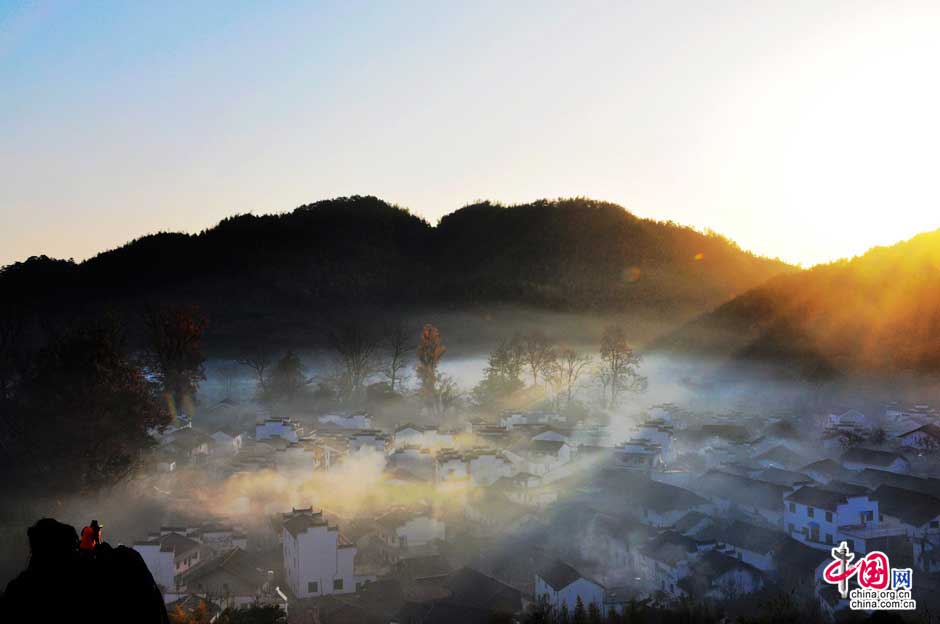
[807, 507, 814, 518]
[333, 579, 344, 591]
[788, 502, 795, 513]
[308, 582, 318, 593]
[787, 523, 794, 534]
[865, 511, 874, 522]
[825, 511, 832, 522]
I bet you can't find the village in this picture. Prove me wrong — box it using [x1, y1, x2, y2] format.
[132, 397, 940, 623]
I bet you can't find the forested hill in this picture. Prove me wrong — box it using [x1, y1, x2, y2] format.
[652, 230, 940, 379]
[0, 196, 790, 332]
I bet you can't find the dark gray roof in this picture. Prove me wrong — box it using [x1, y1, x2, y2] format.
[639, 531, 697, 567]
[678, 551, 764, 597]
[697, 470, 787, 511]
[757, 467, 815, 487]
[785, 486, 862, 511]
[755, 445, 807, 468]
[874, 485, 940, 527]
[841, 448, 908, 467]
[638, 480, 709, 513]
[283, 511, 327, 536]
[848, 468, 940, 497]
[158, 532, 201, 555]
[529, 440, 567, 454]
[712, 521, 785, 554]
[537, 559, 601, 591]
[671, 511, 712, 535]
[800, 459, 854, 481]
[898, 424, 940, 440]
[444, 567, 524, 613]
[181, 547, 267, 588]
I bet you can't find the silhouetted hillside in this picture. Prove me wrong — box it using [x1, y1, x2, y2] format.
[653, 230, 940, 379]
[0, 196, 790, 342]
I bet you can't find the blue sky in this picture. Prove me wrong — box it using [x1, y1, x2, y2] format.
[2, 1, 940, 267]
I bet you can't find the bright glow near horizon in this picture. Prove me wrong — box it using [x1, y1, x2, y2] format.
[2, 1, 939, 268]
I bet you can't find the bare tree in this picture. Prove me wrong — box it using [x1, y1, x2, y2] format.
[595, 325, 646, 408]
[326, 318, 380, 402]
[239, 343, 272, 396]
[519, 330, 556, 386]
[217, 362, 239, 399]
[383, 321, 414, 393]
[434, 373, 462, 417]
[143, 304, 207, 416]
[549, 348, 592, 406]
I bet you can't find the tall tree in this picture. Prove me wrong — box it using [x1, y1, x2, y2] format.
[416, 324, 445, 412]
[143, 304, 207, 417]
[472, 338, 525, 408]
[4, 317, 169, 495]
[382, 321, 414, 393]
[595, 325, 646, 408]
[434, 373, 462, 417]
[520, 330, 556, 386]
[573, 597, 587, 624]
[268, 350, 306, 402]
[239, 342, 272, 397]
[326, 318, 380, 402]
[549, 348, 592, 406]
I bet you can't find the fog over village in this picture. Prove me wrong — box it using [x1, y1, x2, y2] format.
[4, 3, 940, 623]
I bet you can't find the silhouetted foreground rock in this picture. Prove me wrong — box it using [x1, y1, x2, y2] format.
[0, 518, 169, 623]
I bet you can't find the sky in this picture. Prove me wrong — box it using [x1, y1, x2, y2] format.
[2, 0, 939, 268]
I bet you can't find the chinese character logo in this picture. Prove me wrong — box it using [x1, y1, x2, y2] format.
[823, 542, 912, 598]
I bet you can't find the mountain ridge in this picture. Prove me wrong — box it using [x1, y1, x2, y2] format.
[652, 229, 940, 378]
[1, 196, 794, 348]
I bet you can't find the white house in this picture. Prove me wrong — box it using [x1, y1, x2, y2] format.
[393, 423, 439, 448]
[133, 540, 176, 594]
[435, 448, 513, 485]
[710, 521, 785, 572]
[388, 446, 435, 481]
[634, 531, 698, 596]
[143, 532, 203, 578]
[282, 508, 367, 598]
[634, 481, 712, 529]
[873, 484, 940, 538]
[524, 440, 573, 475]
[374, 508, 445, 552]
[348, 430, 390, 454]
[210, 427, 244, 456]
[635, 419, 675, 461]
[162, 428, 212, 463]
[827, 409, 871, 430]
[841, 448, 911, 474]
[616, 440, 663, 472]
[318, 412, 372, 429]
[897, 424, 940, 452]
[784, 486, 879, 550]
[696, 471, 787, 527]
[435, 450, 470, 482]
[499, 410, 565, 430]
[255, 418, 301, 443]
[273, 442, 319, 474]
[677, 551, 766, 601]
[466, 448, 515, 485]
[535, 560, 606, 613]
